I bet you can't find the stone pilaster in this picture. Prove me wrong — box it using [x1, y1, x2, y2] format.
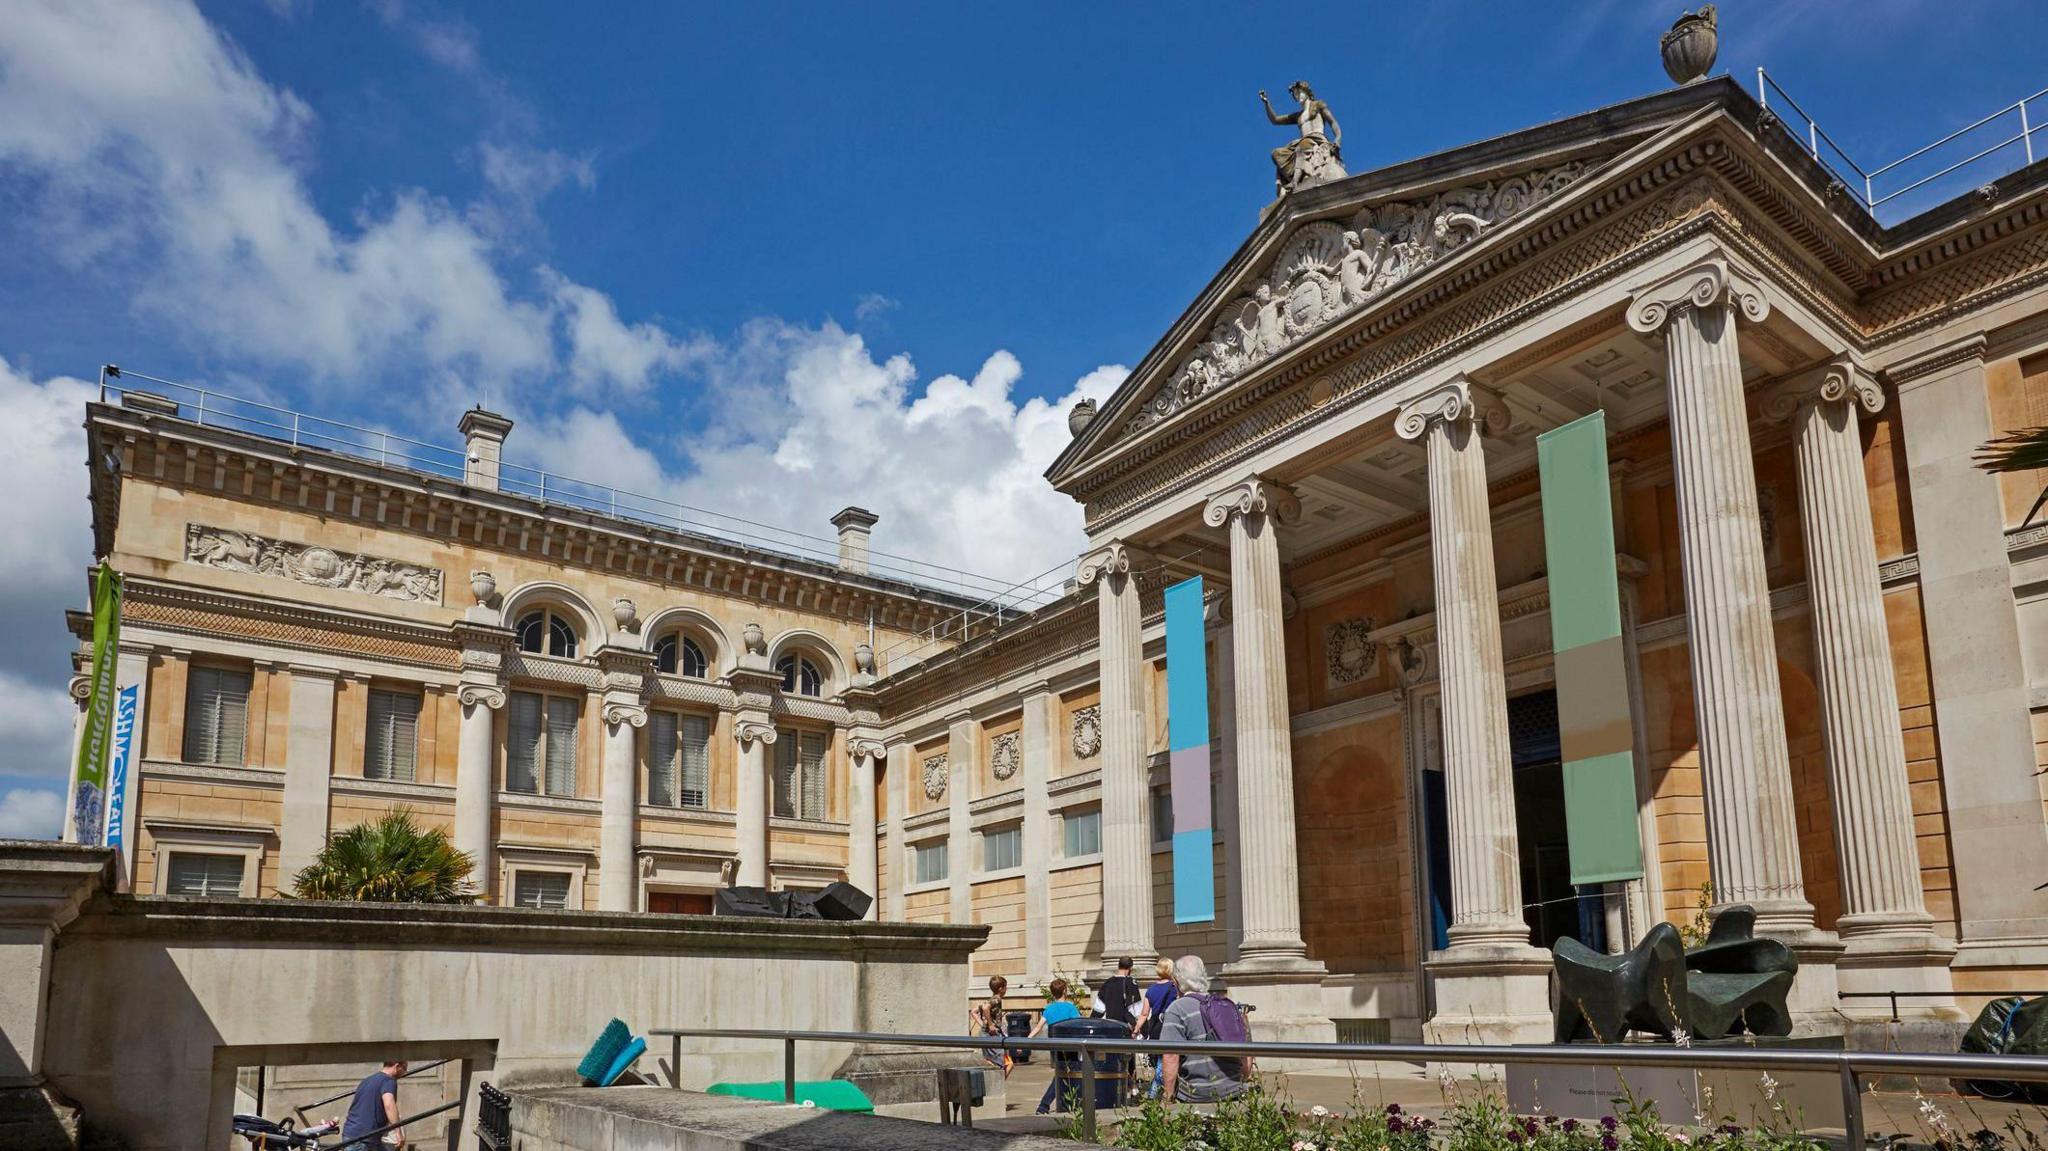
[848, 738, 884, 918]
[453, 619, 510, 901]
[946, 713, 977, 925]
[1019, 683, 1056, 978]
[1076, 540, 1155, 967]
[1889, 335, 2048, 954]
[1206, 599, 1244, 964]
[1628, 257, 1838, 1021]
[885, 742, 909, 921]
[1201, 477, 1317, 974]
[1765, 360, 1958, 1013]
[734, 719, 775, 888]
[278, 665, 339, 889]
[1397, 379, 1551, 1044]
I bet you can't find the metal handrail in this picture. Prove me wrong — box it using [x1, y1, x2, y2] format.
[1756, 69, 2046, 216]
[291, 1058, 454, 1122]
[93, 366, 1065, 616]
[1839, 989, 2048, 1024]
[652, 1025, 2048, 1147]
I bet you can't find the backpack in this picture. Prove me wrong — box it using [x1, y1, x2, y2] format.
[1097, 975, 1140, 1026]
[1193, 992, 1249, 1077]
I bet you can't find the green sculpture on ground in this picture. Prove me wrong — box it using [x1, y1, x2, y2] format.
[1551, 904, 1798, 1042]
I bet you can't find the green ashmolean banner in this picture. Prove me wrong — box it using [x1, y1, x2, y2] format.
[70, 564, 122, 846]
[1537, 412, 1644, 885]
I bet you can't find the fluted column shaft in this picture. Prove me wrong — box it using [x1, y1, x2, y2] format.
[1775, 368, 1932, 934]
[848, 741, 882, 918]
[598, 706, 644, 911]
[455, 686, 502, 899]
[1203, 478, 1314, 969]
[1629, 259, 1815, 933]
[1077, 542, 1154, 965]
[735, 722, 774, 888]
[1397, 384, 1528, 948]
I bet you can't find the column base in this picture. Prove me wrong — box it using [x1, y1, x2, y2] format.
[1216, 966, 1334, 1070]
[1838, 925, 1962, 1022]
[1763, 926, 1849, 1037]
[1423, 943, 1553, 1047]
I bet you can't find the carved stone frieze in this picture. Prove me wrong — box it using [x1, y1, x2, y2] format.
[184, 524, 444, 604]
[1324, 617, 1379, 687]
[990, 731, 1021, 781]
[1071, 704, 1102, 760]
[1119, 163, 1587, 440]
[921, 753, 950, 800]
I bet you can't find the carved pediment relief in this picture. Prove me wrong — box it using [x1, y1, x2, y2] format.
[1117, 162, 1589, 441]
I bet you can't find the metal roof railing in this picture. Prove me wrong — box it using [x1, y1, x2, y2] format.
[95, 366, 1070, 628]
[1757, 69, 2046, 219]
[654, 1025, 2048, 1146]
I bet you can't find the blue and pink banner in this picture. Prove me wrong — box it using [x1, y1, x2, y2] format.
[1164, 576, 1215, 924]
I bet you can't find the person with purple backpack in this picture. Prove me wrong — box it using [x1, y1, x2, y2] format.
[1157, 954, 1251, 1103]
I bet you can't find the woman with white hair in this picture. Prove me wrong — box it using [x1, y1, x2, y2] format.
[1156, 954, 1251, 1103]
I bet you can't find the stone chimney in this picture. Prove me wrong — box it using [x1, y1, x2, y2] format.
[831, 507, 879, 574]
[459, 407, 514, 491]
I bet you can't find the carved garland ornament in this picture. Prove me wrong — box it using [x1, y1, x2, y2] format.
[990, 731, 1021, 781]
[921, 753, 950, 800]
[184, 524, 444, 604]
[1071, 705, 1102, 760]
[1324, 618, 1379, 686]
[1121, 162, 1586, 439]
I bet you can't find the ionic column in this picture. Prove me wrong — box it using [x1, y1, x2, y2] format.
[454, 682, 505, 898]
[1627, 258, 1818, 937]
[598, 701, 647, 912]
[1765, 361, 1956, 1005]
[1020, 683, 1056, 976]
[1076, 540, 1154, 967]
[735, 719, 775, 888]
[1394, 382, 1529, 950]
[1202, 477, 1317, 972]
[849, 737, 885, 918]
[61, 673, 91, 844]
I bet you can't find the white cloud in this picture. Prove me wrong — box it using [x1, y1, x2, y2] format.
[854, 294, 899, 324]
[0, 357, 96, 616]
[520, 321, 1125, 605]
[548, 272, 709, 396]
[0, 788, 64, 840]
[0, 668, 76, 785]
[480, 143, 595, 202]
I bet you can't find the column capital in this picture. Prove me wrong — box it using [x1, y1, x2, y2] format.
[601, 701, 648, 729]
[1017, 679, 1054, 700]
[735, 719, 777, 748]
[1760, 357, 1884, 424]
[848, 737, 887, 761]
[1202, 474, 1301, 529]
[1076, 540, 1151, 586]
[68, 675, 92, 704]
[1393, 377, 1509, 442]
[456, 682, 506, 710]
[1625, 255, 1771, 334]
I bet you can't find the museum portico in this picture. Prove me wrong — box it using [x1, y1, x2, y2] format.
[61, 74, 2048, 1046]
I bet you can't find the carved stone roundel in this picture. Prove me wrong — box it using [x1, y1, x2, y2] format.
[1324, 617, 1379, 687]
[921, 753, 949, 800]
[1071, 705, 1102, 760]
[990, 732, 1021, 781]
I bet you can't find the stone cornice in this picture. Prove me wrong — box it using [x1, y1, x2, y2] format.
[1882, 333, 1990, 387]
[120, 576, 458, 671]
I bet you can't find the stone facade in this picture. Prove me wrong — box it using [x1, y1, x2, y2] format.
[61, 77, 2048, 1045]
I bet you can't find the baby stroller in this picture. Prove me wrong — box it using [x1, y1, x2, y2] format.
[233, 1114, 338, 1148]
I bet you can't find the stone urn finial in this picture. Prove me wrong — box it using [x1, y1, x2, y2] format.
[470, 570, 496, 605]
[853, 642, 876, 677]
[1661, 5, 1718, 85]
[742, 622, 767, 656]
[1068, 398, 1098, 438]
[612, 597, 637, 631]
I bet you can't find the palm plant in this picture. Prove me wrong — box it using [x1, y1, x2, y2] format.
[1977, 425, 2048, 527]
[291, 808, 479, 903]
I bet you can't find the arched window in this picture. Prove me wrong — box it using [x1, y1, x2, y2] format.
[516, 608, 578, 659]
[776, 653, 823, 697]
[653, 633, 709, 678]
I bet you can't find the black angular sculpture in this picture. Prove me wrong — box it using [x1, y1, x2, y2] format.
[713, 882, 874, 921]
[1553, 921, 1689, 1043]
[1682, 905, 1797, 1040]
[713, 886, 790, 918]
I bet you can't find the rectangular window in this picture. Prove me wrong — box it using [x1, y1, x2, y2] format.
[512, 869, 573, 910]
[165, 852, 245, 897]
[1151, 785, 1173, 845]
[364, 688, 421, 782]
[507, 690, 580, 797]
[183, 665, 252, 766]
[1061, 807, 1102, 859]
[648, 712, 712, 808]
[912, 839, 949, 884]
[773, 729, 829, 821]
[981, 824, 1022, 872]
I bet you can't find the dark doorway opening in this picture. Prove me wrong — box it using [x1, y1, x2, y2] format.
[1508, 689, 1604, 953]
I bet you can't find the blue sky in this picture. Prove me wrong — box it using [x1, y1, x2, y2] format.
[0, 0, 2043, 836]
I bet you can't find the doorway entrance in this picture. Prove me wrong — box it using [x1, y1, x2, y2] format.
[1508, 689, 1604, 953]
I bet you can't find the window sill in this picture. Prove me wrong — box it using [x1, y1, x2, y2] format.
[141, 760, 285, 789]
[637, 804, 735, 824]
[333, 775, 454, 801]
[1049, 852, 1103, 873]
[903, 877, 952, 896]
[498, 791, 601, 814]
[973, 865, 1027, 884]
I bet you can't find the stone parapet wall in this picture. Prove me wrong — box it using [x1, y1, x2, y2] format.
[505, 1086, 1069, 1151]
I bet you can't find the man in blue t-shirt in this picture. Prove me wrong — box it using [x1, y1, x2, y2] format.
[341, 1059, 406, 1149]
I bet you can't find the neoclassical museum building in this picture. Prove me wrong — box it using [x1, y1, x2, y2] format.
[65, 75, 2048, 1044]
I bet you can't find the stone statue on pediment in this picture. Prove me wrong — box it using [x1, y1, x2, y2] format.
[1261, 81, 1346, 195]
